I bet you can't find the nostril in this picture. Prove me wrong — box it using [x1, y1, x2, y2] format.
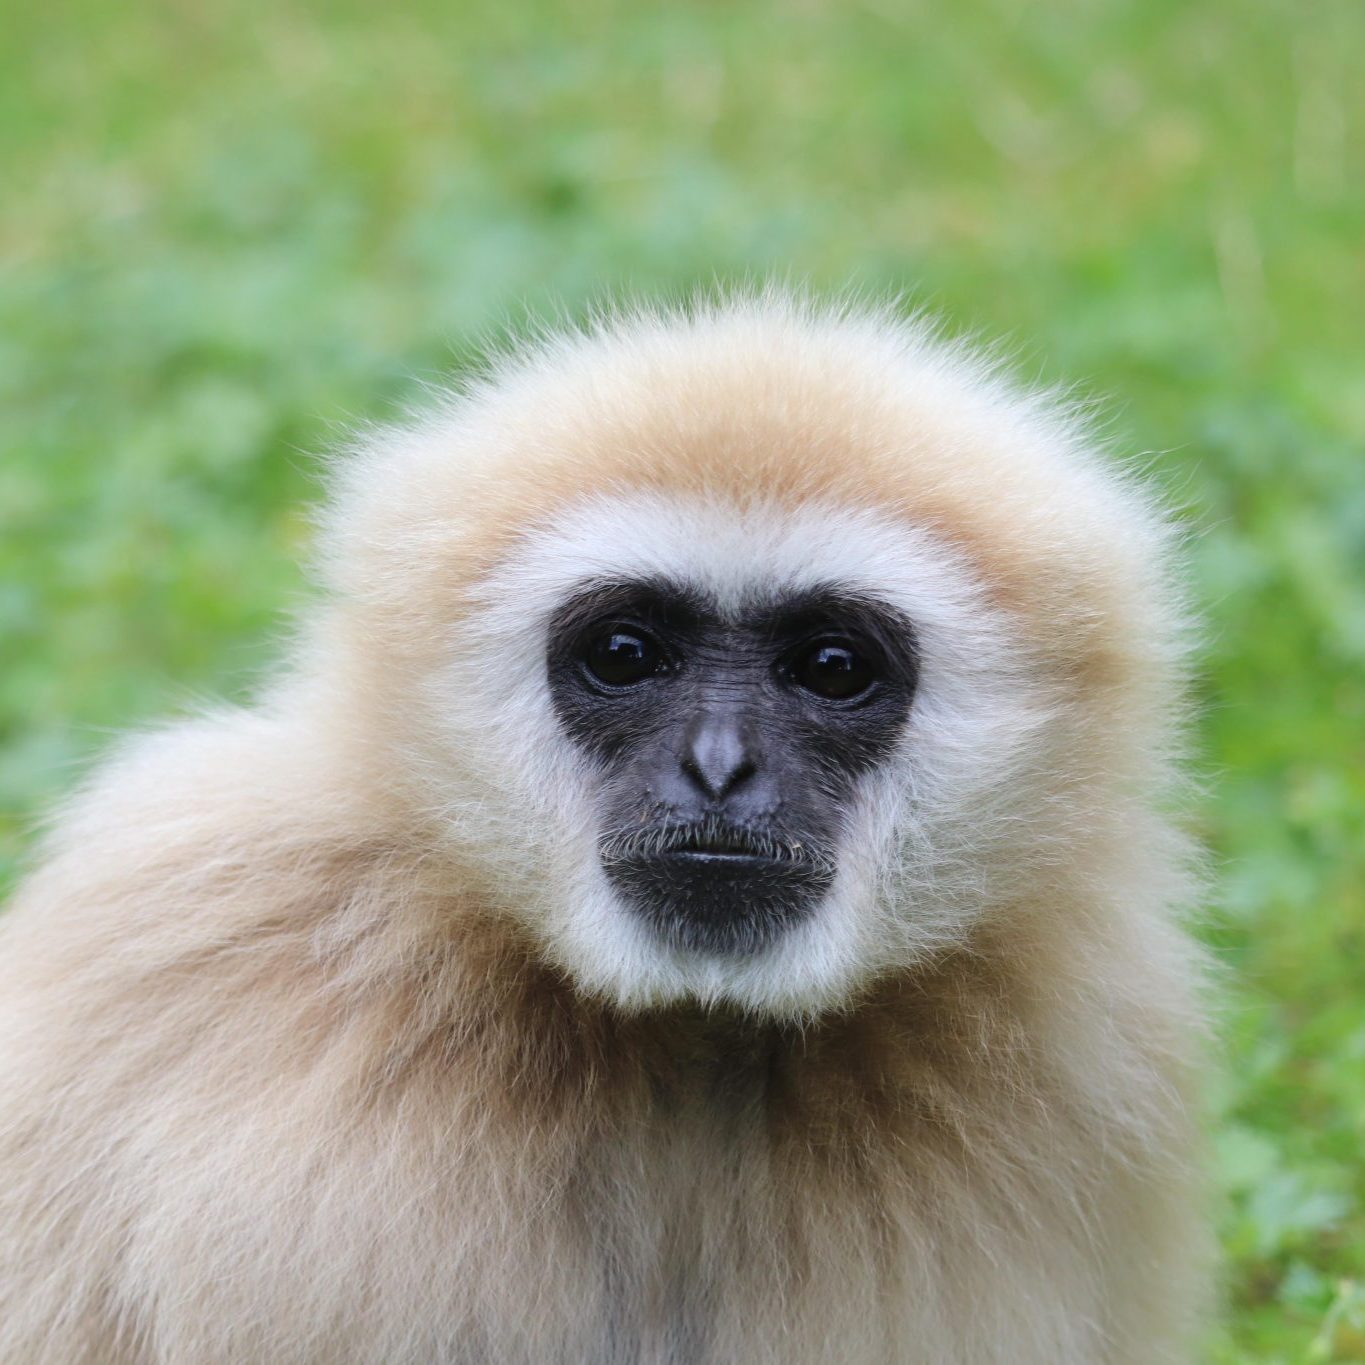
[681, 713, 759, 801]
[720, 755, 758, 798]
[682, 752, 756, 800]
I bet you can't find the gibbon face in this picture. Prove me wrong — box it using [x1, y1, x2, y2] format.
[323, 299, 1176, 1020]
[545, 573, 919, 956]
[355, 491, 1047, 1019]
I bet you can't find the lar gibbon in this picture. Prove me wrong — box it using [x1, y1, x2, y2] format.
[0, 294, 1210, 1363]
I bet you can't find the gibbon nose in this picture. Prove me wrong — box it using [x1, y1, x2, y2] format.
[679, 711, 759, 801]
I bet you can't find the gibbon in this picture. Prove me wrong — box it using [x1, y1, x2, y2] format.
[0, 294, 1210, 1363]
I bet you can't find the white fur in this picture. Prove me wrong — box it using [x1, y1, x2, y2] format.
[426, 493, 1044, 1017]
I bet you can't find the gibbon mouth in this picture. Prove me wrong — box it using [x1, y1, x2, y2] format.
[659, 830, 784, 868]
[662, 849, 776, 869]
[601, 823, 830, 955]
[652, 824, 807, 864]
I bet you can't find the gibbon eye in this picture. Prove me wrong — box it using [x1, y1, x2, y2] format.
[584, 630, 666, 687]
[791, 640, 876, 700]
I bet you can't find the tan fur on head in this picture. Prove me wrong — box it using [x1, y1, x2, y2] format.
[0, 292, 1210, 1362]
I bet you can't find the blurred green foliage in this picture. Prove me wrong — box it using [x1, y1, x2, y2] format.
[2, 1, 1362, 1357]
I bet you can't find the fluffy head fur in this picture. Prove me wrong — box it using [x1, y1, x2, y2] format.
[0, 294, 1209, 1363]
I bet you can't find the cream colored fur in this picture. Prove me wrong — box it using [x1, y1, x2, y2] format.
[0, 293, 1210, 1363]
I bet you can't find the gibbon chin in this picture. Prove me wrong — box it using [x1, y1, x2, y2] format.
[0, 294, 1210, 1363]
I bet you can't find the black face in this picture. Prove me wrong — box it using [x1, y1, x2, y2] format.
[547, 580, 918, 956]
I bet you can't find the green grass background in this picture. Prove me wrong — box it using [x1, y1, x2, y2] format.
[2, 0, 1362, 1357]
